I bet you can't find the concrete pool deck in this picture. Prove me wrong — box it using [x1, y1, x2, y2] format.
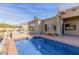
[0, 35, 17, 55]
[7, 37, 17, 55]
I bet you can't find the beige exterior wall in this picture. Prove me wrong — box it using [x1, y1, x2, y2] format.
[42, 17, 61, 35]
[43, 17, 57, 34]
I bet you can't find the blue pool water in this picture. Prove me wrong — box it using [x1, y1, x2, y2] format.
[15, 37, 79, 55]
[15, 39, 41, 55]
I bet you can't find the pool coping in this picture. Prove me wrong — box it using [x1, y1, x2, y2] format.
[31, 34, 79, 48]
[32, 36, 79, 48]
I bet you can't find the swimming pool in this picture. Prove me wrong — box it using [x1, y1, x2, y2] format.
[15, 37, 79, 55]
[15, 39, 41, 55]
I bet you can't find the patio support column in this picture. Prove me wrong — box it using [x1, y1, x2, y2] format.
[56, 16, 63, 36]
[60, 19, 64, 35]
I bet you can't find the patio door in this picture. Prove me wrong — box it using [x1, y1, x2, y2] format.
[45, 24, 48, 31]
[62, 23, 64, 35]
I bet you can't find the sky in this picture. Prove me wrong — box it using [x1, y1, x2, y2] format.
[0, 3, 79, 25]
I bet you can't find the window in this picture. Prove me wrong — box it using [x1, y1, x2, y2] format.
[65, 24, 70, 30]
[51, 24, 56, 31]
[48, 24, 52, 29]
[53, 25, 56, 31]
[65, 24, 76, 31]
[70, 24, 76, 31]
[52, 24, 54, 29]
[45, 24, 47, 31]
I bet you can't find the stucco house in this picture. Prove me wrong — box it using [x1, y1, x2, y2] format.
[23, 6, 79, 36]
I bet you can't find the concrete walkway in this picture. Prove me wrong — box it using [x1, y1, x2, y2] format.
[15, 39, 41, 55]
[7, 37, 17, 55]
